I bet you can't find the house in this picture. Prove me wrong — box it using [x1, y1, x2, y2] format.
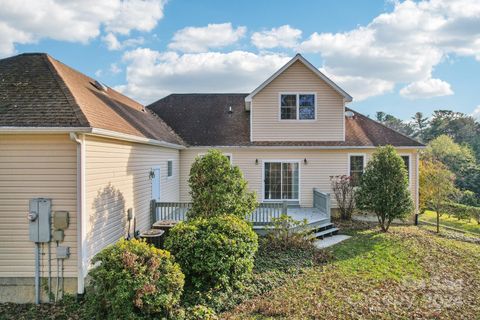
[0, 53, 423, 303]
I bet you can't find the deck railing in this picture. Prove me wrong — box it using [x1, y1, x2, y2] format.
[150, 200, 288, 225]
[313, 188, 331, 219]
[249, 202, 288, 225]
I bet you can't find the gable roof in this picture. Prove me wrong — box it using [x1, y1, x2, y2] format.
[147, 94, 424, 148]
[245, 54, 353, 103]
[0, 53, 184, 146]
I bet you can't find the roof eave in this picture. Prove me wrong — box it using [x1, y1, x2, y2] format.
[0, 126, 186, 150]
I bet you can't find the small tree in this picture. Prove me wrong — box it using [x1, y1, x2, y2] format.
[330, 175, 355, 220]
[419, 159, 457, 232]
[355, 146, 413, 232]
[188, 149, 257, 220]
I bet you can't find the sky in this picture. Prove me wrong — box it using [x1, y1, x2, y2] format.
[1, 0, 480, 121]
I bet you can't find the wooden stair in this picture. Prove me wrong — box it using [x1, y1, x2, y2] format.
[305, 222, 339, 240]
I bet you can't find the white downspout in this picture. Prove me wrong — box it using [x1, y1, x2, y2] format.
[70, 132, 87, 296]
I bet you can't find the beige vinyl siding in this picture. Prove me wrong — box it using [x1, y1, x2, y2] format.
[0, 134, 78, 278]
[180, 148, 419, 212]
[251, 61, 345, 141]
[84, 136, 179, 264]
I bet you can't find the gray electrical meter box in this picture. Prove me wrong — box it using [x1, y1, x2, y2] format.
[28, 198, 51, 243]
[53, 211, 69, 230]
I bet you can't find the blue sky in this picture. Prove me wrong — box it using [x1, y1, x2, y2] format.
[3, 0, 480, 120]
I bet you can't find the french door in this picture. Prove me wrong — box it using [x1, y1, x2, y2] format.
[263, 161, 299, 201]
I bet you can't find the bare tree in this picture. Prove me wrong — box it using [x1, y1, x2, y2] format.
[330, 175, 355, 220]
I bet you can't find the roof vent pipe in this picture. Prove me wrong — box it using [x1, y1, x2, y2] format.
[228, 106, 233, 114]
[345, 110, 355, 118]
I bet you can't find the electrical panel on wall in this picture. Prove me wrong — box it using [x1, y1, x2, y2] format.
[28, 198, 51, 243]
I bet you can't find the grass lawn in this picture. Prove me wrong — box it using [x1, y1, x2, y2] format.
[222, 226, 480, 320]
[420, 210, 480, 235]
[2, 225, 479, 319]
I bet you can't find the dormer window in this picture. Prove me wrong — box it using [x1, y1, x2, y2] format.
[280, 93, 316, 120]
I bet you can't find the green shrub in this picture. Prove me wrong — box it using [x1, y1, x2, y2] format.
[458, 190, 480, 207]
[165, 214, 258, 291]
[188, 149, 257, 220]
[86, 239, 184, 319]
[356, 146, 413, 232]
[265, 214, 313, 251]
[442, 201, 480, 224]
[185, 305, 218, 320]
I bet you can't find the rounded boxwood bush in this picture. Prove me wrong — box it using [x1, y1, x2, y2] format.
[165, 214, 258, 291]
[86, 238, 185, 319]
[188, 149, 257, 220]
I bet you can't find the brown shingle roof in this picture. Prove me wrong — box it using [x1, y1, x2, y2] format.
[0, 53, 184, 145]
[148, 94, 424, 148]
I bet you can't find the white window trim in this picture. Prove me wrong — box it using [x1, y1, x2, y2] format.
[399, 153, 413, 190]
[262, 159, 301, 202]
[347, 153, 367, 176]
[167, 159, 174, 179]
[197, 152, 233, 164]
[278, 92, 317, 121]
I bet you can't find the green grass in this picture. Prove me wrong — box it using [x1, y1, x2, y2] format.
[420, 210, 480, 235]
[3, 226, 479, 320]
[223, 226, 480, 320]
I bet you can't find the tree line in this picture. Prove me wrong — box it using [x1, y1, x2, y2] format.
[375, 110, 480, 209]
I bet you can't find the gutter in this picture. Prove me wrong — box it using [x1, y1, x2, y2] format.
[0, 127, 90, 134]
[0, 126, 185, 149]
[89, 128, 185, 150]
[69, 133, 87, 297]
[186, 145, 427, 150]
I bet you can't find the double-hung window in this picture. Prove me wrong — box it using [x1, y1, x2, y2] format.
[264, 161, 299, 201]
[280, 93, 315, 120]
[349, 155, 365, 187]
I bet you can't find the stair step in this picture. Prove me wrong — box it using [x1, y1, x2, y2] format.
[311, 222, 334, 231]
[307, 227, 339, 239]
[292, 221, 332, 233]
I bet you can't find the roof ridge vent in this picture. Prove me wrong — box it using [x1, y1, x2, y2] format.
[92, 80, 108, 92]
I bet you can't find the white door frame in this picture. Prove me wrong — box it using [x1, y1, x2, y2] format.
[151, 166, 161, 201]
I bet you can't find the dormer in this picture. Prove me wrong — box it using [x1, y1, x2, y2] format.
[246, 54, 352, 142]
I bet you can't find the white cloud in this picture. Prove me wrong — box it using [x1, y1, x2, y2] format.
[102, 33, 144, 51]
[299, 0, 480, 101]
[0, 0, 165, 56]
[251, 25, 302, 49]
[399, 78, 454, 99]
[117, 48, 290, 103]
[110, 63, 122, 74]
[168, 23, 246, 53]
[321, 71, 395, 101]
[472, 105, 480, 120]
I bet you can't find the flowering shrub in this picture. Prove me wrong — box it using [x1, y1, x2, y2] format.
[86, 238, 184, 319]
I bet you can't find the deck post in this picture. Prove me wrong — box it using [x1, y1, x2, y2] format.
[326, 193, 331, 220]
[282, 201, 288, 216]
[150, 199, 157, 226]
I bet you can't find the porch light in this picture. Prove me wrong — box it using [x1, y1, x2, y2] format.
[255, 159, 259, 165]
[149, 169, 155, 179]
[304, 158, 308, 164]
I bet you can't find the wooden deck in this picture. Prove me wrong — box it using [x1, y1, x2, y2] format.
[149, 188, 331, 231]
